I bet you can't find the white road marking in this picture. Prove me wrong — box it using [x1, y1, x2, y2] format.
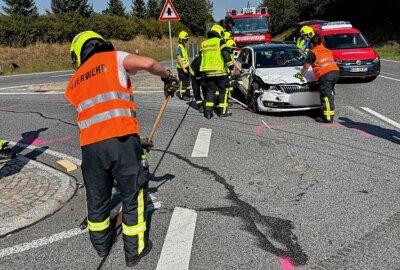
[381, 71, 396, 76]
[191, 128, 212, 158]
[0, 92, 63, 95]
[379, 75, 400, 82]
[0, 84, 31, 90]
[49, 74, 73, 78]
[0, 228, 87, 258]
[156, 207, 197, 270]
[380, 59, 400, 63]
[0, 70, 72, 78]
[361, 107, 400, 129]
[8, 141, 82, 165]
[0, 91, 164, 95]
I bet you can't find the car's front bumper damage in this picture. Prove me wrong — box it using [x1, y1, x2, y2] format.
[257, 89, 321, 112]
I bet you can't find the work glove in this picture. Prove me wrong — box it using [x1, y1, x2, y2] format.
[140, 137, 154, 153]
[294, 72, 305, 81]
[161, 70, 179, 98]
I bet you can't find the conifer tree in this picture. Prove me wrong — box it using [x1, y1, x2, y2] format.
[131, 0, 147, 18]
[103, 0, 126, 17]
[2, 0, 38, 17]
[50, 0, 93, 17]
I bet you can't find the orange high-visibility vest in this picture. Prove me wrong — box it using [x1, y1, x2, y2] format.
[65, 51, 139, 146]
[311, 44, 339, 80]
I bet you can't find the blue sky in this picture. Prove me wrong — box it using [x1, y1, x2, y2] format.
[0, 0, 262, 20]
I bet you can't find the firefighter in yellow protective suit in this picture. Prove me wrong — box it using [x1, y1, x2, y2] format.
[176, 31, 191, 101]
[200, 25, 234, 119]
[296, 26, 314, 53]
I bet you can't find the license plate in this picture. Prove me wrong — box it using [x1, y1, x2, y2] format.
[350, 67, 367, 72]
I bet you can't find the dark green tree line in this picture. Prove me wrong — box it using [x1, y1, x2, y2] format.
[103, 0, 126, 17]
[131, 0, 147, 18]
[1, 0, 38, 17]
[146, 0, 162, 19]
[173, 0, 214, 35]
[50, 0, 93, 17]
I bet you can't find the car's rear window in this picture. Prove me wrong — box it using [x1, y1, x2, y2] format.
[255, 48, 306, 68]
[323, 33, 369, 49]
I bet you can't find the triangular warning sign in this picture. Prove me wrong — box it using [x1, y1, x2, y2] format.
[159, 0, 180, 21]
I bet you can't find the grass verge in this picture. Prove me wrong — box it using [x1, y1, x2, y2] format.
[376, 43, 400, 60]
[0, 35, 203, 75]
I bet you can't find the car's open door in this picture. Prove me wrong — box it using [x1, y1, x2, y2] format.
[234, 48, 253, 95]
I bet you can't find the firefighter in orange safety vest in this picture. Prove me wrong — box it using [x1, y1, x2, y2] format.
[65, 30, 178, 267]
[295, 33, 340, 123]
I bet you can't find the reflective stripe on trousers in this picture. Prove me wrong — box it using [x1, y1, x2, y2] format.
[77, 91, 134, 112]
[122, 188, 147, 255]
[88, 217, 110, 232]
[78, 109, 136, 129]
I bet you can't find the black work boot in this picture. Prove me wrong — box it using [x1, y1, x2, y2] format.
[125, 240, 153, 267]
[204, 110, 213, 120]
[315, 116, 334, 123]
[219, 111, 233, 118]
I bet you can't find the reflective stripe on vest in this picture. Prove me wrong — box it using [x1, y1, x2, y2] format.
[78, 108, 136, 130]
[77, 91, 134, 112]
[177, 44, 190, 68]
[311, 45, 339, 80]
[296, 37, 305, 49]
[200, 37, 225, 76]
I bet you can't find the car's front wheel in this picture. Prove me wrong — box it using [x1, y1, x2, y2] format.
[246, 83, 260, 113]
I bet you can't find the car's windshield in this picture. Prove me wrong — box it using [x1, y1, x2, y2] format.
[232, 17, 269, 34]
[323, 33, 369, 49]
[255, 48, 306, 68]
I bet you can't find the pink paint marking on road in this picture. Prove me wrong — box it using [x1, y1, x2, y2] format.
[19, 136, 71, 146]
[319, 123, 371, 138]
[319, 123, 343, 128]
[254, 124, 288, 135]
[254, 125, 266, 135]
[0, 104, 17, 110]
[279, 257, 294, 270]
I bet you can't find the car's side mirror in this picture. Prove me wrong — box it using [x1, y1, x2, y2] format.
[241, 63, 251, 69]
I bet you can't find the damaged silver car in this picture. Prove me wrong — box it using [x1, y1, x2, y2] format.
[234, 44, 321, 113]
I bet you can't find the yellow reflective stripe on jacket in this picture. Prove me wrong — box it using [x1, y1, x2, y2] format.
[88, 217, 110, 232]
[122, 222, 146, 236]
[177, 44, 190, 68]
[205, 102, 214, 107]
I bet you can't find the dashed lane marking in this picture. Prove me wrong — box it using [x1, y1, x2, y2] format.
[0, 228, 86, 258]
[361, 107, 400, 129]
[0, 196, 161, 259]
[191, 128, 212, 158]
[379, 75, 400, 82]
[156, 207, 197, 270]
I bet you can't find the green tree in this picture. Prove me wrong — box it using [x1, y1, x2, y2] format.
[262, 0, 298, 34]
[50, 0, 93, 17]
[173, 0, 214, 35]
[146, 0, 162, 19]
[103, 0, 126, 16]
[131, 0, 147, 18]
[1, 0, 38, 17]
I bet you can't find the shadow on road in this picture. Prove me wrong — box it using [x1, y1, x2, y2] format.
[0, 128, 49, 180]
[338, 117, 400, 144]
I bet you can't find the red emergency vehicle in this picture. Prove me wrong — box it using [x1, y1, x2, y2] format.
[223, 6, 271, 50]
[315, 21, 381, 80]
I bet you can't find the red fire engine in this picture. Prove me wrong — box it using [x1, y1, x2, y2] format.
[222, 6, 271, 50]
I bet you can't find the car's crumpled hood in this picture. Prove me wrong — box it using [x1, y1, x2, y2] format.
[255, 66, 315, 84]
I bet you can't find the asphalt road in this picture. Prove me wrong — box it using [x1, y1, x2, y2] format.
[0, 59, 399, 270]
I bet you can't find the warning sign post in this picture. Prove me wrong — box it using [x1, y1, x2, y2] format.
[159, 0, 180, 74]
